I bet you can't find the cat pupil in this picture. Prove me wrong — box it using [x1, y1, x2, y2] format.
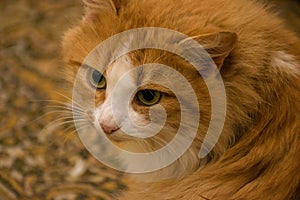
[142, 90, 155, 101]
[92, 70, 102, 83]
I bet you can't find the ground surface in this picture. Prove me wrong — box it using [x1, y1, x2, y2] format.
[0, 0, 299, 199]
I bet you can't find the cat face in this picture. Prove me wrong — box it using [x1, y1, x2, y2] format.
[86, 54, 180, 142]
[74, 48, 204, 148]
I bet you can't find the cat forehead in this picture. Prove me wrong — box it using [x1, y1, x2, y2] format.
[107, 55, 132, 78]
[105, 53, 165, 91]
[106, 55, 134, 90]
[105, 49, 199, 84]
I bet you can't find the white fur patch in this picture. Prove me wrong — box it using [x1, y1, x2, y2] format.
[106, 56, 133, 94]
[272, 51, 300, 76]
[93, 55, 147, 135]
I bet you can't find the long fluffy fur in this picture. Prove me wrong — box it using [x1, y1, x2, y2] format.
[62, 0, 300, 199]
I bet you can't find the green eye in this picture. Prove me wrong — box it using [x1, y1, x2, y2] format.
[136, 89, 161, 106]
[88, 68, 106, 89]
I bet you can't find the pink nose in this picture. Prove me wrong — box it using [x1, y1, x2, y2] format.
[100, 122, 119, 134]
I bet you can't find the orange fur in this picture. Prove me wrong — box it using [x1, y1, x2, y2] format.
[62, 0, 300, 199]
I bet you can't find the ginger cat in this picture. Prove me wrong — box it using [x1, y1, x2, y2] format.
[62, 0, 300, 199]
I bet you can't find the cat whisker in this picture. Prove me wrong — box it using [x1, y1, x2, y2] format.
[44, 107, 74, 113]
[36, 91, 84, 109]
[68, 123, 93, 135]
[34, 97, 86, 114]
[63, 122, 91, 134]
[46, 119, 76, 128]
[42, 120, 86, 135]
[45, 106, 85, 114]
[45, 114, 84, 126]
[26, 109, 72, 128]
[51, 116, 88, 124]
[49, 91, 86, 109]
[27, 112, 71, 127]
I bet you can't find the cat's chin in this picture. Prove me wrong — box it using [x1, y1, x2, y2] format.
[105, 130, 139, 142]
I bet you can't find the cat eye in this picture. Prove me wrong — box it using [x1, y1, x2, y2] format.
[136, 89, 161, 106]
[87, 68, 106, 89]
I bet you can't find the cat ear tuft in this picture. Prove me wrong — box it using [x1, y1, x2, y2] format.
[83, 0, 125, 21]
[192, 31, 237, 70]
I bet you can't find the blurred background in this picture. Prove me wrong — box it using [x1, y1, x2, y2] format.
[0, 0, 299, 199]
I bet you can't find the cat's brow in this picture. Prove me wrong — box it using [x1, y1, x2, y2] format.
[67, 60, 82, 67]
[138, 84, 175, 96]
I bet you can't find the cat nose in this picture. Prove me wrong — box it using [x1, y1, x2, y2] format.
[100, 121, 119, 134]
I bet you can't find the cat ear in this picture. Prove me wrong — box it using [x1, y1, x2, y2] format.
[83, 0, 125, 20]
[191, 31, 237, 70]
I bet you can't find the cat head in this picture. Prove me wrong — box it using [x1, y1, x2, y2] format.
[62, 0, 237, 179]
